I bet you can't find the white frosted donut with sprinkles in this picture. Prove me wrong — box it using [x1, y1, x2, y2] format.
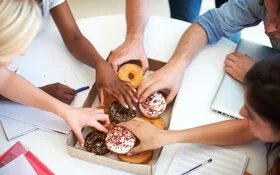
[139, 92, 166, 118]
[105, 126, 136, 154]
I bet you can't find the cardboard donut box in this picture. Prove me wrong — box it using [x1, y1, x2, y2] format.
[67, 58, 176, 175]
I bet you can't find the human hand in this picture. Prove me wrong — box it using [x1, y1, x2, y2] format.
[62, 106, 110, 147]
[108, 38, 149, 72]
[224, 52, 255, 83]
[95, 61, 138, 110]
[137, 62, 185, 104]
[117, 117, 166, 155]
[40, 83, 76, 104]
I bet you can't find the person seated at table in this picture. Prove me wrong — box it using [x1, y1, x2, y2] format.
[109, 0, 280, 105]
[0, 0, 110, 147]
[118, 58, 280, 175]
[0, 0, 137, 109]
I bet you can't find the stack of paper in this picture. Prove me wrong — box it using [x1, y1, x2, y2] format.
[167, 144, 248, 175]
[0, 116, 37, 140]
[0, 141, 54, 175]
[0, 102, 69, 134]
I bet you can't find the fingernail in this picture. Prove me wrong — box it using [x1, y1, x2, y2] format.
[134, 99, 138, 103]
[127, 152, 132, 156]
[132, 106, 136, 110]
[125, 104, 129, 108]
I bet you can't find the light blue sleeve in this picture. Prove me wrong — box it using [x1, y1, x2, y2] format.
[195, 0, 264, 44]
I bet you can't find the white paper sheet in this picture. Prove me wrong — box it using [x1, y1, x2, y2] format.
[0, 154, 37, 175]
[0, 116, 37, 141]
[167, 144, 248, 175]
[0, 101, 69, 134]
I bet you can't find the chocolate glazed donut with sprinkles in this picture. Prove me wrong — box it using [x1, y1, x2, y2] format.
[108, 101, 136, 124]
[84, 131, 110, 155]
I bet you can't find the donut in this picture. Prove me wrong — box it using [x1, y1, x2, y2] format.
[118, 150, 153, 164]
[139, 92, 167, 118]
[118, 64, 143, 88]
[105, 126, 136, 154]
[84, 131, 110, 155]
[108, 101, 136, 124]
[140, 116, 165, 129]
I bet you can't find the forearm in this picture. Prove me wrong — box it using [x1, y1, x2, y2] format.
[0, 68, 67, 117]
[168, 23, 208, 70]
[125, 0, 150, 40]
[65, 35, 104, 68]
[162, 120, 256, 146]
[51, 2, 104, 69]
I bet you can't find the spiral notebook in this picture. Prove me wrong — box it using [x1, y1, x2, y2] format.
[167, 144, 248, 175]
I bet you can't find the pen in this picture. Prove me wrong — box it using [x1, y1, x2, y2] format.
[75, 86, 90, 93]
[181, 158, 212, 175]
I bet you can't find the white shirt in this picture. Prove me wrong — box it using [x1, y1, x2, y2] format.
[39, 0, 65, 33]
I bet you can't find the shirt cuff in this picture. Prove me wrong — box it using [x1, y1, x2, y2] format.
[194, 10, 223, 44]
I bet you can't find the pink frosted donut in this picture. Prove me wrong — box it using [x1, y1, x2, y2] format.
[105, 126, 136, 154]
[139, 92, 167, 118]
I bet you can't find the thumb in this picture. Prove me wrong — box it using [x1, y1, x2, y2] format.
[140, 58, 149, 73]
[127, 145, 143, 156]
[112, 62, 119, 72]
[73, 129, 85, 147]
[98, 88, 104, 105]
[165, 90, 177, 104]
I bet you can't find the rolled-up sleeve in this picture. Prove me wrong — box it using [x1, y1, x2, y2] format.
[195, 0, 263, 44]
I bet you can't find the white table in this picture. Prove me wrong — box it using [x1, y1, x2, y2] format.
[0, 15, 266, 175]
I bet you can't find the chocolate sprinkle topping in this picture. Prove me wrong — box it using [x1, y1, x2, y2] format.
[108, 101, 136, 124]
[84, 131, 110, 155]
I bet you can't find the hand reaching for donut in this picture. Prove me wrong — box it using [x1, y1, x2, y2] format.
[108, 37, 149, 72]
[61, 105, 110, 147]
[95, 61, 138, 110]
[117, 117, 167, 156]
[137, 62, 185, 104]
[224, 52, 255, 83]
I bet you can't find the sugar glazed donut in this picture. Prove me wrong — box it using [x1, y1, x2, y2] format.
[118, 64, 143, 88]
[139, 92, 167, 118]
[105, 126, 136, 154]
[140, 116, 165, 129]
[118, 150, 153, 164]
[84, 131, 110, 155]
[108, 101, 136, 124]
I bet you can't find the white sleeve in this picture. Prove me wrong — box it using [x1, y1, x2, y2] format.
[49, 0, 65, 9]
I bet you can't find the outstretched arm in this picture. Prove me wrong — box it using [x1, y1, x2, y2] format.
[108, 0, 150, 71]
[0, 67, 110, 146]
[118, 117, 256, 155]
[137, 23, 208, 103]
[50, 2, 137, 109]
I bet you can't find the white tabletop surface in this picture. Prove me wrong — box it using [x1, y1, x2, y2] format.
[0, 15, 266, 175]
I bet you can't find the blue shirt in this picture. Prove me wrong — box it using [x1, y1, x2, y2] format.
[195, 0, 280, 49]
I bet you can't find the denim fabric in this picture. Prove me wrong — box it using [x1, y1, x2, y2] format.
[169, 0, 241, 43]
[195, 0, 271, 46]
[168, 0, 202, 23]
